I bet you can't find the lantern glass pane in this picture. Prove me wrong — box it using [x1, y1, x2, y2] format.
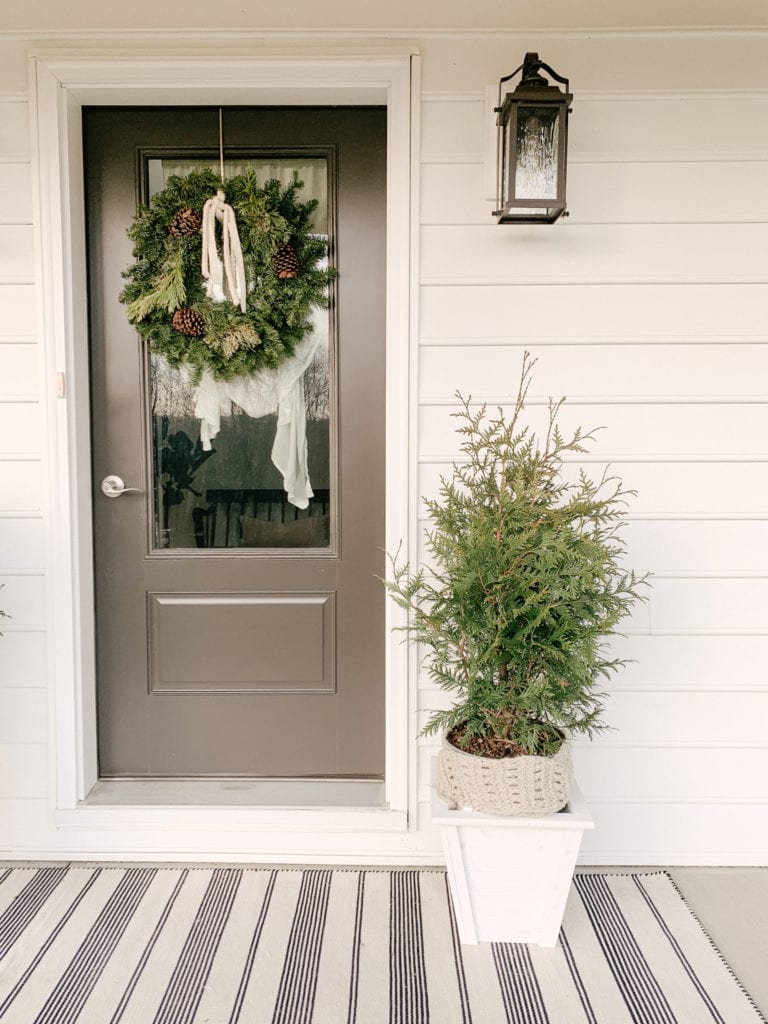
[514, 105, 560, 201]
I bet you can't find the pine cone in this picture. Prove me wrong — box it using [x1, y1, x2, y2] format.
[172, 307, 206, 337]
[274, 242, 300, 280]
[169, 206, 203, 238]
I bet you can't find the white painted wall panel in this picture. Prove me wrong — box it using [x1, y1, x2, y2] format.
[421, 161, 768, 226]
[420, 343, 768, 399]
[0, 344, 38, 396]
[420, 99, 483, 162]
[0, 574, 46, 628]
[0, 690, 46, 743]
[419, 461, 768, 515]
[0, 518, 43, 568]
[0, 285, 36, 336]
[574, 746, 768, 802]
[0, 163, 32, 224]
[0, 102, 28, 157]
[0, 460, 43, 510]
[419, 403, 768, 458]
[0, 632, 46, 685]
[0, 226, 34, 281]
[422, 224, 768, 284]
[0, 744, 46, 797]
[0, 405, 40, 454]
[420, 284, 768, 339]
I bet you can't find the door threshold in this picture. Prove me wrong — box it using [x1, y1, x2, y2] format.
[83, 777, 386, 808]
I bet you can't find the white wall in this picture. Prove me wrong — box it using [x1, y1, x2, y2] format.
[0, 24, 767, 862]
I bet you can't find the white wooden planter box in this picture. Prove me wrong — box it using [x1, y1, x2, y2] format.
[432, 776, 594, 947]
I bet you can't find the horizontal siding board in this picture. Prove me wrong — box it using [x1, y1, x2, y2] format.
[649, 577, 768, 632]
[0, 343, 39, 397]
[0, 163, 32, 224]
[420, 284, 768, 339]
[0, 632, 46, 686]
[601, 689, 768, 745]
[0, 575, 46, 629]
[0, 405, 40, 455]
[0, 744, 46, 798]
[419, 402, 768, 457]
[0, 518, 43, 569]
[0, 227, 33, 281]
[423, 96, 768, 164]
[579, 803, 768, 860]
[0, 461, 42, 511]
[609, 634, 768, 686]
[574, 746, 768, 802]
[0, 102, 28, 157]
[421, 99, 484, 162]
[421, 160, 768, 226]
[623, 521, 768, 573]
[419, 343, 768, 400]
[418, 461, 768, 515]
[0, 284, 36, 336]
[421, 223, 768, 284]
[418, 691, 768, 744]
[0, 690, 46, 743]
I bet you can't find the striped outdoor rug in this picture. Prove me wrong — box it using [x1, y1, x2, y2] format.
[0, 867, 762, 1023]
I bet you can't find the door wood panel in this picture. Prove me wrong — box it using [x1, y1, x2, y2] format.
[84, 106, 386, 778]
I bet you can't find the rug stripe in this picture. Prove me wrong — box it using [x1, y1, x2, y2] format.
[0, 868, 67, 960]
[633, 876, 726, 1024]
[0, 869, 105, 1020]
[272, 869, 333, 1024]
[153, 867, 241, 1024]
[444, 876, 472, 1024]
[575, 874, 677, 1024]
[492, 943, 549, 1024]
[346, 872, 366, 1024]
[390, 871, 429, 1024]
[32, 868, 156, 1024]
[227, 870, 277, 1024]
[106, 869, 189, 1024]
[560, 928, 598, 1024]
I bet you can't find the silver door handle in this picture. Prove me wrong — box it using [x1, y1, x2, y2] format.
[100, 475, 143, 498]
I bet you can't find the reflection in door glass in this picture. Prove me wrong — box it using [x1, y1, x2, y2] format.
[147, 157, 331, 550]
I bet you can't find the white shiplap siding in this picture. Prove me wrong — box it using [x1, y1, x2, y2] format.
[416, 82, 768, 860]
[0, 30, 765, 861]
[0, 90, 45, 813]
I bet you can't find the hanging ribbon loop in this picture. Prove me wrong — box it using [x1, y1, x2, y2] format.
[200, 189, 247, 312]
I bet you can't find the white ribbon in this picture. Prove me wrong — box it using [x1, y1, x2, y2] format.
[201, 190, 247, 312]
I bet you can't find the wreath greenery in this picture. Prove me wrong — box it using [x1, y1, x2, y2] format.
[119, 168, 335, 383]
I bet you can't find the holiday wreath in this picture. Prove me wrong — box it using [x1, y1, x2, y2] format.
[120, 168, 335, 383]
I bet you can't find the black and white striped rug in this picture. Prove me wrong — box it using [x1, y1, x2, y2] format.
[0, 866, 762, 1023]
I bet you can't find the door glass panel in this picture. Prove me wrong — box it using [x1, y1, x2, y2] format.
[145, 156, 332, 551]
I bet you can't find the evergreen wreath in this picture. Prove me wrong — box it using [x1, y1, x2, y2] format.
[120, 168, 335, 382]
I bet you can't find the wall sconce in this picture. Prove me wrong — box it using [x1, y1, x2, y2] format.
[494, 52, 572, 224]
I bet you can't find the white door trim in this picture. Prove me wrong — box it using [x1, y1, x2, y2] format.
[29, 49, 419, 851]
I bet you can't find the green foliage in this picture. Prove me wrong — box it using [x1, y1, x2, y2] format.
[385, 354, 650, 756]
[120, 169, 335, 382]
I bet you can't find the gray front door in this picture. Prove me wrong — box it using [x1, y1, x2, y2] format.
[84, 107, 386, 778]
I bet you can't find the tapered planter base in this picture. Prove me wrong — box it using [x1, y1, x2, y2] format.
[432, 773, 594, 947]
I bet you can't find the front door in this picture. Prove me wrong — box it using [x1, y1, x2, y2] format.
[84, 107, 386, 778]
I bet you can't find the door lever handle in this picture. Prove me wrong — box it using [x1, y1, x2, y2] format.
[100, 474, 143, 498]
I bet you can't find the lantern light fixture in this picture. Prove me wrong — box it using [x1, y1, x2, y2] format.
[494, 52, 572, 225]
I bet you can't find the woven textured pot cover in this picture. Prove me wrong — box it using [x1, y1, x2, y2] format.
[437, 735, 572, 816]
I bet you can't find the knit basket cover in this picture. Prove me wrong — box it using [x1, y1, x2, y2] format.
[437, 735, 572, 817]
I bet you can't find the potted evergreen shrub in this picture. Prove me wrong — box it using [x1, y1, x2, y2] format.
[385, 353, 648, 944]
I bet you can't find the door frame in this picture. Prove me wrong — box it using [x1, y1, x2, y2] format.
[30, 49, 419, 849]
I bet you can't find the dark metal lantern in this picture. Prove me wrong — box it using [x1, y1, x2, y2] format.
[494, 53, 572, 224]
